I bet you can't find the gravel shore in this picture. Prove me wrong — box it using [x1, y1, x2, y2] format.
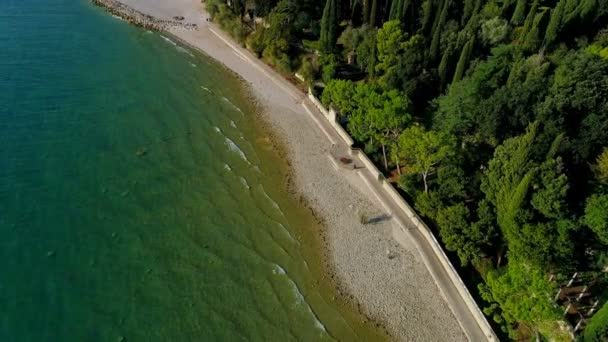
[99, 0, 468, 340]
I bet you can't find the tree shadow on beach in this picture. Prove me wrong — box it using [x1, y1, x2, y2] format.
[366, 214, 391, 225]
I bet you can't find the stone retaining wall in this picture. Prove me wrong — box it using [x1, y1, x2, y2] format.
[309, 90, 498, 342]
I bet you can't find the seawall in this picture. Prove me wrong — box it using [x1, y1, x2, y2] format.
[308, 89, 499, 342]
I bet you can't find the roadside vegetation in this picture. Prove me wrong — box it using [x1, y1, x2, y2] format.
[204, 0, 608, 339]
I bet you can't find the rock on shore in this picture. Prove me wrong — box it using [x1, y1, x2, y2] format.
[92, 0, 197, 31]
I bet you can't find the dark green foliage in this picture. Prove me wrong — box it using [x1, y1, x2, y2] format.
[522, 9, 548, 52]
[429, 0, 449, 61]
[518, 0, 538, 45]
[452, 36, 474, 83]
[209, 0, 608, 336]
[584, 194, 608, 245]
[544, 0, 565, 46]
[436, 202, 496, 266]
[369, 0, 378, 27]
[479, 259, 561, 338]
[319, 0, 338, 53]
[320, 53, 338, 83]
[438, 45, 452, 86]
[481, 17, 509, 46]
[510, 0, 527, 25]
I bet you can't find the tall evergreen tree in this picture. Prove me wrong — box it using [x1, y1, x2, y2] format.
[518, 0, 538, 44]
[363, 0, 371, 23]
[544, 0, 565, 46]
[369, 0, 379, 27]
[430, 0, 449, 61]
[438, 45, 452, 87]
[523, 10, 547, 52]
[510, 0, 527, 25]
[453, 36, 474, 83]
[320, 0, 338, 53]
[389, 0, 402, 20]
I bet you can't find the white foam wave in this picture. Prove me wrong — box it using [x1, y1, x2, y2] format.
[176, 46, 195, 57]
[224, 137, 250, 164]
[272, 263, 286, 275]
[200, 85, 210, 92]
[239, 176, 250, 189]
[191, 63, 197, 67]
[160, 35, 177, 46]
[222, 97, 243, 114]
[285, 274, 328, 332]
[277, 222, 298, 244]
[230, 120, 237, 128]
[223, 163, 232, 171]
[260, 185, 284, 215]
[111, 14, 125, 21]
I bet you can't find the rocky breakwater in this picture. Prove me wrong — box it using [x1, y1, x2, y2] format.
[92, 0, 197, 31]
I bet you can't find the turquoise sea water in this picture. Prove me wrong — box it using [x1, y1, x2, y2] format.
[0, 0, 386, 341]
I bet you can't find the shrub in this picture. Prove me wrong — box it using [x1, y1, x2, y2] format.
[320, 53, 338, 83]
[298, 56, 318, 86]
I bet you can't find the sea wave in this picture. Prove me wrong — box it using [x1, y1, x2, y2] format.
[274, 266, 328, 333]
[176, 45, 194, 57]
[160, 35, 177, 46]
[222, 97, 243, 114]
[239, 176, 250, 189]
[260, 185, 285, 216]
[225, 137, 251, 164]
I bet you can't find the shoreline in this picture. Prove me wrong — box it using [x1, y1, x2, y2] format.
[93, 0, 486, 340]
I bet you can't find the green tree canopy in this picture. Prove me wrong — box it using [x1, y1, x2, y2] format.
[319, 0, 338, 53]
[436, 201, 496, 266]
[349, 83, 411, 169]
[395, 124, 455, 193]
[595, 147, 608, 184]
[479, 259, 561, 338]
[584, 193, 608, 245]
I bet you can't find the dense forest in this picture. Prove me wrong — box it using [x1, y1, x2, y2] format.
[204, 0, 608, 339]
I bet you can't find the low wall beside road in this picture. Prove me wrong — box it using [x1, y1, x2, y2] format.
[307, 88, 498, 342]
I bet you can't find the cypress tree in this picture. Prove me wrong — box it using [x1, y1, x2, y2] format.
[519, 0, 538, 43]
[461, 0, 475, 26]
[400, 0, 412, 25]
[389, 0, 402, 20]
[544, 0, 565, 46]
[523, 10, 546, 52]
[452, 37, 474, 83]
[363, 0, 371, 23]
[500, 0, 515, 15]
[430, 0, 448, 61]
[370, 0, 378, 27]
[421, 0, 435, 34]
[320, 0, 338, 53]
[511, 0, 527, 25]
[438, 46, 452, 87]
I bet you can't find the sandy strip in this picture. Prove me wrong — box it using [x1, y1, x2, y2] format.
[107, 0, 468, 340]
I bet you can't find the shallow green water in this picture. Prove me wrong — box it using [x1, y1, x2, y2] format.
[0, 0, 386, 340]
